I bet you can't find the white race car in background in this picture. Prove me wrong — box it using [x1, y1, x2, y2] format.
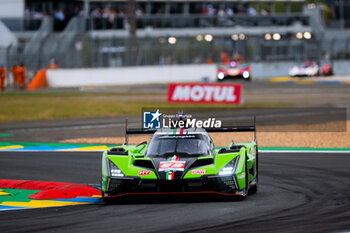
[289, 61, 319, 77]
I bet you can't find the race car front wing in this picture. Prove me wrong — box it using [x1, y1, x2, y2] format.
[103, 175, 244, 198]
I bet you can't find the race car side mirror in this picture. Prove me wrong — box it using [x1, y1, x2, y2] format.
[136, 141, 147, 147]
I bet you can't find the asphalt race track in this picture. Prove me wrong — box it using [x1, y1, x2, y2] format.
[1, 151, 350, 233]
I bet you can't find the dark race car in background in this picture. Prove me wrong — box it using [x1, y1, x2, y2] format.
[217, 61, 251, 81]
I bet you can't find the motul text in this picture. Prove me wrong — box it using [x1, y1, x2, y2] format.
[168, 83, 242, 104]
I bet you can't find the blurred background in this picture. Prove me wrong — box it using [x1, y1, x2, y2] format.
[0, 0, 349, 75]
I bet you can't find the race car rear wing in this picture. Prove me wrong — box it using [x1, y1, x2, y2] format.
[124, 117, 256, 144]
[205, 126, 255, 133]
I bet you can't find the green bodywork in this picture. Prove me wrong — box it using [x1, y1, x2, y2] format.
[101, 141, 257, 193]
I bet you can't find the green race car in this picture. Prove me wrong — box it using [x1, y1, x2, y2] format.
[101, 125, 258, 201]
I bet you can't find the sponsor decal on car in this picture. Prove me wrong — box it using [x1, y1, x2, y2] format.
[168, 83, 242, 104]
[238, 172, 245, 179]
[228, 68, 240, 76]
[159, 161, 186, 172]
[158, 156, 186, 180]
[138, 170, 151, 176]
[166, 171, 175, 180]
[191, 169, 206, 175]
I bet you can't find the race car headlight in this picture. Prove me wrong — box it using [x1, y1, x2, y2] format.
[219, 166, 234, 176]
[218, 156, 238, 176]
[218, 72, 225, 80]
[243, 71, 250, 79]
[108, 159, 125, 177]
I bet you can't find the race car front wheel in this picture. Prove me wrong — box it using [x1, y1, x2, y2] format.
[101, 181, 112, 204]
[249, 146, 258, 194]
[244, 153, 249, 196]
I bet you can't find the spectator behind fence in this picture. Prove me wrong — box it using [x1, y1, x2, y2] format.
[18, 63, 27, 90]
[11, 62, 19, 90]
[73, 7, 85, 18]
[48, 59, 58, 69]
[23, 1, 275, 32]
[220, 52, 230, 65]
[55, 9, 65, 21]
[247, 6, 257, 16]
[226, 7, 234, 16]
[136, 8, 144, 16]
[91, 8, 102, 18]
[217, 8, 225, 17]
[207, 4, 216, 16]
[201, 5, 209, 15]
[24, 4, 86, 31]
[260, 8, 270, 16]
[233, 53, 244, 63]
[25, 7, 31, 18]
[0, 64, 6, 91]
[54, 8, 66, 31]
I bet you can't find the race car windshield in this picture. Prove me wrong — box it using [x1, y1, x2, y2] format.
[219, 64, 247, 69]
[302, 61, 316, 67]
[146, 134, 209, 157]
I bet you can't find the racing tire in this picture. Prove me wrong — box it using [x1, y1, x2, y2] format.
[101, 181, 112, 204]
[102, 193, 115, 204]
[329, 69, 333, 76]
[102, 197, 114, 204]
[249, 184, 258, 194]
[244, 152, 249, 197]
[249, 146, 258, 194]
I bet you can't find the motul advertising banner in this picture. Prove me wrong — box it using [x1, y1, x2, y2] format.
[168, 83, 242, 104]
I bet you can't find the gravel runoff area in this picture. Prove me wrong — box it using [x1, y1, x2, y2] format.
[60, 121, 350, 148]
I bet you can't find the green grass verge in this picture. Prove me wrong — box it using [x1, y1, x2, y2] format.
[0, 92, 290, 122]
[0, 189, 40, 203]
